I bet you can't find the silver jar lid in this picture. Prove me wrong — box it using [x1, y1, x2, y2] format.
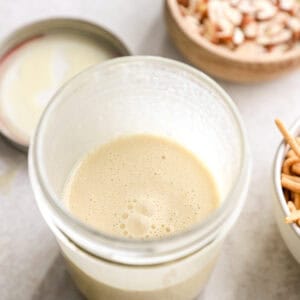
[0, 18, 130, 152]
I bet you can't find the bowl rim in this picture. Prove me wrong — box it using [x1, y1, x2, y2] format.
[166, 0, 300, 65]
[274, 117, 300, 238]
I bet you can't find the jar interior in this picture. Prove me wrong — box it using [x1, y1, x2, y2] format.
[36, 57, 243, 220]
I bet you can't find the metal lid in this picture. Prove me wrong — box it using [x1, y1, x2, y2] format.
[0, 18, 131, 152]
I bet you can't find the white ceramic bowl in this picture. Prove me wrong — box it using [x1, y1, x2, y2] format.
[274, 117, 300, 263]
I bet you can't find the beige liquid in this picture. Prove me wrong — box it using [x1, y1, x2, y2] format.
[62, 134, 221, 299]
[63, 134, 220, 239]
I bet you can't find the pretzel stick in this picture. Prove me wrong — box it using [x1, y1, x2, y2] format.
[288, 201, 296, 212]
[286, 210, 300, 223]
[290, 190, 295, 202]
[275, 119, 300, 157]
[288, 201, 300, 226]
[287, 149, 296, 158]
[282, 157, 300, 174]
[288, 138, 300, 158]
[295, 194, 300, 210]
[283, 174, 300, 183]
[291, 163, 300, 175]
[282, 175, 300, 193]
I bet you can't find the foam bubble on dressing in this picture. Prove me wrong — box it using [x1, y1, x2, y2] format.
[63, 135, 220, 239]
[0, 32, 119, 144]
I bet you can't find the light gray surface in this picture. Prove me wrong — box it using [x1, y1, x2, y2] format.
[1, 1, 300, 299]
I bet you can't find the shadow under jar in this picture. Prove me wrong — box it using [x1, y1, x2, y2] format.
[29, 56, 251, 300]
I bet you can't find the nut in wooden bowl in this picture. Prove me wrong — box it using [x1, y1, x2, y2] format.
[165, 0, 300, 82]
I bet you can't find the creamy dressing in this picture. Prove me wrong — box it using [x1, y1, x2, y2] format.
[0, 32, 119, 144]
[63, 134, 220, 239]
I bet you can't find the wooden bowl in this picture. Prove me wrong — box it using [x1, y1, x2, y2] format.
[165, 0, 300, 83]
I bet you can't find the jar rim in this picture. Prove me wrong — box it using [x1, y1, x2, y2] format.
[29, 56, 251, 265]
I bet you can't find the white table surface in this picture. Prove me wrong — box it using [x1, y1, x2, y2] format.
[1, 1, 300, 299]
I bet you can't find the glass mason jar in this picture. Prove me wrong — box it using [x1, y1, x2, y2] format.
[29, 56, 251, 300]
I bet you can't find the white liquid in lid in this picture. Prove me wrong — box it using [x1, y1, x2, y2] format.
[0, 32, 119, 145]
